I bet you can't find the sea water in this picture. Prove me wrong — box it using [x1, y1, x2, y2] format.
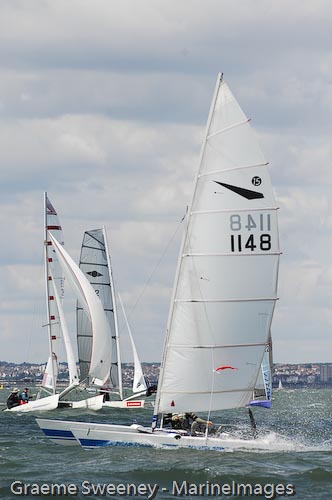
[0, 388, 331, 499]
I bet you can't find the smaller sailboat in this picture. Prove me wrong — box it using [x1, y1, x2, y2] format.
[277, 379, 283, 390]
[5, 194, 65, 412]
[76, 227, 148, 408]
[45, 195, 104, 410]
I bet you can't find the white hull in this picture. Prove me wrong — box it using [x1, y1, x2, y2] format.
[71, 424, 267, 451]
[36, 419, 264, 452]
[36, 418, 140, 446]
[102, 399, 145, 409]
[5, 395, 59, 413]
[58, 395, 103, 411]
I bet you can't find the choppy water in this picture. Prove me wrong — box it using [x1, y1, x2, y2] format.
[0, 388, 331, 499]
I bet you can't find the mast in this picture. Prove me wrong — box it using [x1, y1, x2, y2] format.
[153, 74, 223, 424]
[103, 226, 123, 400]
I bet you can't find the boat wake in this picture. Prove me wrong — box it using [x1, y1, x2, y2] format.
[211, 430, 332, 453]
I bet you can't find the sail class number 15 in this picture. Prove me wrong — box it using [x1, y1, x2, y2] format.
[230, 213, 271, 252]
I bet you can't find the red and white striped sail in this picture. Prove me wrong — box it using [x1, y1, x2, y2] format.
[42, 193, 64, 392]
[43, 193, 79, 393]
[155, 75, 280, 414]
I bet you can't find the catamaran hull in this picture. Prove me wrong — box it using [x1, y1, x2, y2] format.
[102, 399, 145, 409]
[5, 395, 59, 413]
[35, 419, 269, 452]
[35, 419, 139, 446]
[71, 426, 230, 451]
[58, 395, 103, 411]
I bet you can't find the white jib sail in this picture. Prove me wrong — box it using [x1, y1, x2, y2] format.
[42, 353, 58, 390]
[48, 232, 113, 387]
[77, 227, 122, 396]
[118, 293, 147, 394]
[48, 267, 79, 387]
[155, 74, 280, 414]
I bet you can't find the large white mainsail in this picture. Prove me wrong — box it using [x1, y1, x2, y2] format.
[48, 232, 113, 387]
[154, 73, 280, 417]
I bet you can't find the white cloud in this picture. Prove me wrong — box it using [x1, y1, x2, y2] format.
[0, 0, 332, 365]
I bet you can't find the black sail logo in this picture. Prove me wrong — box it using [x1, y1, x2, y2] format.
[87, 270, 103, 278]
[213, 181, 264, 200]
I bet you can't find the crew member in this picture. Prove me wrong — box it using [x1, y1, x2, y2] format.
[20, 387, 30, 404]
[170, 412, 213, 435]
[6, 388, 21, 409]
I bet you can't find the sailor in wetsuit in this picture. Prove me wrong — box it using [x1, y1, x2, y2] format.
[6, 388, 21, 409]
[19, 388, 30, 404]
[167, 412, 213, 435]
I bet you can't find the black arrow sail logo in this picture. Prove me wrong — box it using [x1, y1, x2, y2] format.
[213, 181, 264, 200]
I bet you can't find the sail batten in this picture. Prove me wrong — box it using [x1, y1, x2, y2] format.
[207, 117, 250, 139]
[191, 207, 279, 214]
[198, 162, 269, 177]
[175, 298, 277, 302]
[154, 74, 279, 416]
[168, 342, 267, 349]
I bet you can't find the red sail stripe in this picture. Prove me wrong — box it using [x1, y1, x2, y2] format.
[216, 365, 238, 371]
[47, 225, 61, 230]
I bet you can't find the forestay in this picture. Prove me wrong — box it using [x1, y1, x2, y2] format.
[155, 74, 280, 415]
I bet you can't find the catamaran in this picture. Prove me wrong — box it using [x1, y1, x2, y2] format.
[36, 73, 280, 449]
[6, 195, 107, 412]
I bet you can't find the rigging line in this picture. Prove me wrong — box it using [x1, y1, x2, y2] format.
[121, 208, 188, 321]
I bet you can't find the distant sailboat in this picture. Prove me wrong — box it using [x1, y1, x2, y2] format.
[278, 379, 283, 390]
[37, 73, 280, 448]
[6, 194, 75, 412]
[77, 227, 147, 408]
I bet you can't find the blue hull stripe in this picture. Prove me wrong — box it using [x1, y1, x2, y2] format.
[41, 428, 75, 439]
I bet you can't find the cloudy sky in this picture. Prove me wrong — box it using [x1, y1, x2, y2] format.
[1, 0, 332, 366]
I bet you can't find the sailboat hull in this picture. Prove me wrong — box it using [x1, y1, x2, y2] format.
[36, 419, 143, 446]
[72, 426, 229, 450]
[102, 399, 146, 409]
[5, 395, 59, 413]
[57, 395, 104, 411]
[35, 419, 265, 452]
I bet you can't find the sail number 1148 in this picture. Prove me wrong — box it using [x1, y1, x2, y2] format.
[230, 213, 272, 252]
